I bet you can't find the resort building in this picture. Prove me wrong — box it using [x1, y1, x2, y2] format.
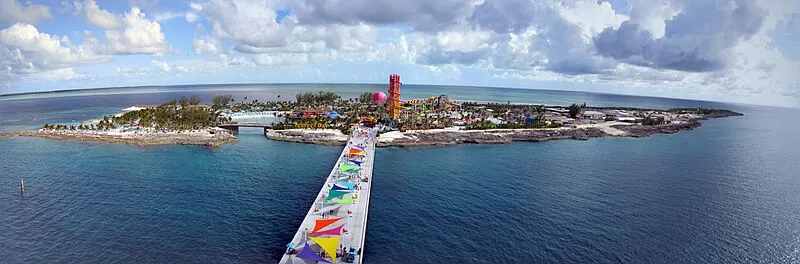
[582, 110, 607, 120]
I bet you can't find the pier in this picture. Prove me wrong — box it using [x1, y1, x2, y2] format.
[279, 126, 377, 264]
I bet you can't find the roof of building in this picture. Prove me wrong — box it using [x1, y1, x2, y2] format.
[583, 110, 606, 116]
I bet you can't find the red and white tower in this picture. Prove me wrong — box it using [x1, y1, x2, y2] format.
[387, 74, 401, 120]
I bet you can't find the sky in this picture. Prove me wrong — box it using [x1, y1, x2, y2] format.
[0, 0, 798, 107]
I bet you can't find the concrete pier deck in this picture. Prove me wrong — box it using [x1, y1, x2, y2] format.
[279, 127, 376, 264]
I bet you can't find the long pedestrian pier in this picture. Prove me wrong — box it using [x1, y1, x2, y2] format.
[279, 126, 377, 264]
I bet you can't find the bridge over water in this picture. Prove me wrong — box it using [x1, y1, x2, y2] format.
[217, 123, 273, 130]
[278, 126, 377, 264]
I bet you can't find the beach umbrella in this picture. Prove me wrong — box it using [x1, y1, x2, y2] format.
[286, 242, 296, 249]
[372, 92, 387, 105]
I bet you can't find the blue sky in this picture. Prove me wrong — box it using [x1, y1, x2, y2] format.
[0, 0, 798, 107]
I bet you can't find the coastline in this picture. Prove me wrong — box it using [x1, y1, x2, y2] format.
[265, 111, 742, 147]
[0, 129, 239, 147]
[0, 109, 742, 148]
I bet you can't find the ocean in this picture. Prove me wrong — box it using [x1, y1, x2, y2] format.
[1, 84, 798, 263]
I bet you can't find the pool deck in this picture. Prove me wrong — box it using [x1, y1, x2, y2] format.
[279, 127, 376, 264]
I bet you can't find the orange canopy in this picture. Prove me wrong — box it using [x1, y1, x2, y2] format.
[312, 217, 343, 233]
[348, 149, 365, 156]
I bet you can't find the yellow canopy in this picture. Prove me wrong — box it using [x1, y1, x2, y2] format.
[310, 236, 341, 263]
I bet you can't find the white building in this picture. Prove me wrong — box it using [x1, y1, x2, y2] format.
[582, 110, 607, 120]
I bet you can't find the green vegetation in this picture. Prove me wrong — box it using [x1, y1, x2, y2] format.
[296, 91, 341, 106]
[212, 95, 234, 109]
[113, 96, 227, 130]
[567, 103, 586, 118]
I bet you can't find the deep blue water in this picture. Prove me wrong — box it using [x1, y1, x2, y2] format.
[1, 84, 798, 263]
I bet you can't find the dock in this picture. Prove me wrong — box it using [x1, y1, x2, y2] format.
[279, 126, 377, 264]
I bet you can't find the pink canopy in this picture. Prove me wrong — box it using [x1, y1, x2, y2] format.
[310, 224, 345, 236]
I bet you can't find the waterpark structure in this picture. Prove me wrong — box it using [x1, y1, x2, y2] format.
[387, 74, 402, 120]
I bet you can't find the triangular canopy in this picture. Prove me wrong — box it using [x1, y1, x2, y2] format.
[325, 190, 350, 201]
[348, 149, 365, 156]
[337, 181, 356, 190]
[310, 236, 341, 264]
[351, 145, 365, 150]
[297, 242, 331, 263]
[313, 217, 343, 233]
[340, 169, 360, 175]
[310, 224, 345, 236]
[332, 185, 350, 191]
[339, 164, 359, 171]
[343, 161, 361, 167]
[333, 195, 353, 204]
[347, 160, 363, 166]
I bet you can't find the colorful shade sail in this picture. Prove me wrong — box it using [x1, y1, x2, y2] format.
[347, 160, 363, 166]
[310, 236, 341, 264]
[348, 149, 366, 156]
[332, 185, 350, 191]
[310, 224, 345, 236]
[312, 217, 343, 233]
[333, 195, 353, 204]
[344, 161, 361, 167]
[337, 181, 356, 190]
[339, 164, 359, 172]
[325, 190, 350, 201]
[351, 145, 365, 150]
[297, 242, 331, 263]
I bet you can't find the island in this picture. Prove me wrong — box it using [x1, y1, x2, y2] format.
[0, 91, 742, 147]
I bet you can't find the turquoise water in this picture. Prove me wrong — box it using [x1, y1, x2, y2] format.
[1, 84, 799, 263]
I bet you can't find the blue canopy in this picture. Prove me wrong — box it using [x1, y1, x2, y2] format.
[332, 185, 350, 191]
[337, 181, 356, 189]
[327, 111, 341, 119]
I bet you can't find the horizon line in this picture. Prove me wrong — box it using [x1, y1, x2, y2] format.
[0, 81, 788, 109]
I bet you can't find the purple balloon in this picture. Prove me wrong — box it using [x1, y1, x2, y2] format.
[371, 92, 387, 105]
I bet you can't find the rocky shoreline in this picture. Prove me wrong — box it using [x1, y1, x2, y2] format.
[266, 111, 742, 147]
[1, 111, 742, 148]
[0, 130, 239, 147]
[265, 129, 349, 146]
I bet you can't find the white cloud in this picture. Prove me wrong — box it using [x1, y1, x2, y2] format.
[153, 12, 184, 22]
[82, 0, 123, 29]
[2, 0, 797, 106]
[193, 37, 220, 54]
[103, 7, 171, 55]
[435, 28, 491, 53]
[151, 60, 170, 72]
[0, 23, 109, 73]
[0, 0, 52, 24]
[29, 68, 87, 81]
[185, 12, 198, 23]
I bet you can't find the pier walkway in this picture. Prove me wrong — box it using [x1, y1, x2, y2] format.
[279, 126, 377, 264]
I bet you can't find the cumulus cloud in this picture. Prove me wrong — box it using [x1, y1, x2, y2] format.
[103, 7, 171, 55]
[291, 0, 484, 32]
[593, 0, 767, 72]
[151, 60, 170, 72]
[82, 0, 123, 29]
[200, 0, 379, 54]
[0, 23, 109, 74]
[2, 0, 796, 106]
[0, 0, 52, 24]
[193, 37, 220, 54]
